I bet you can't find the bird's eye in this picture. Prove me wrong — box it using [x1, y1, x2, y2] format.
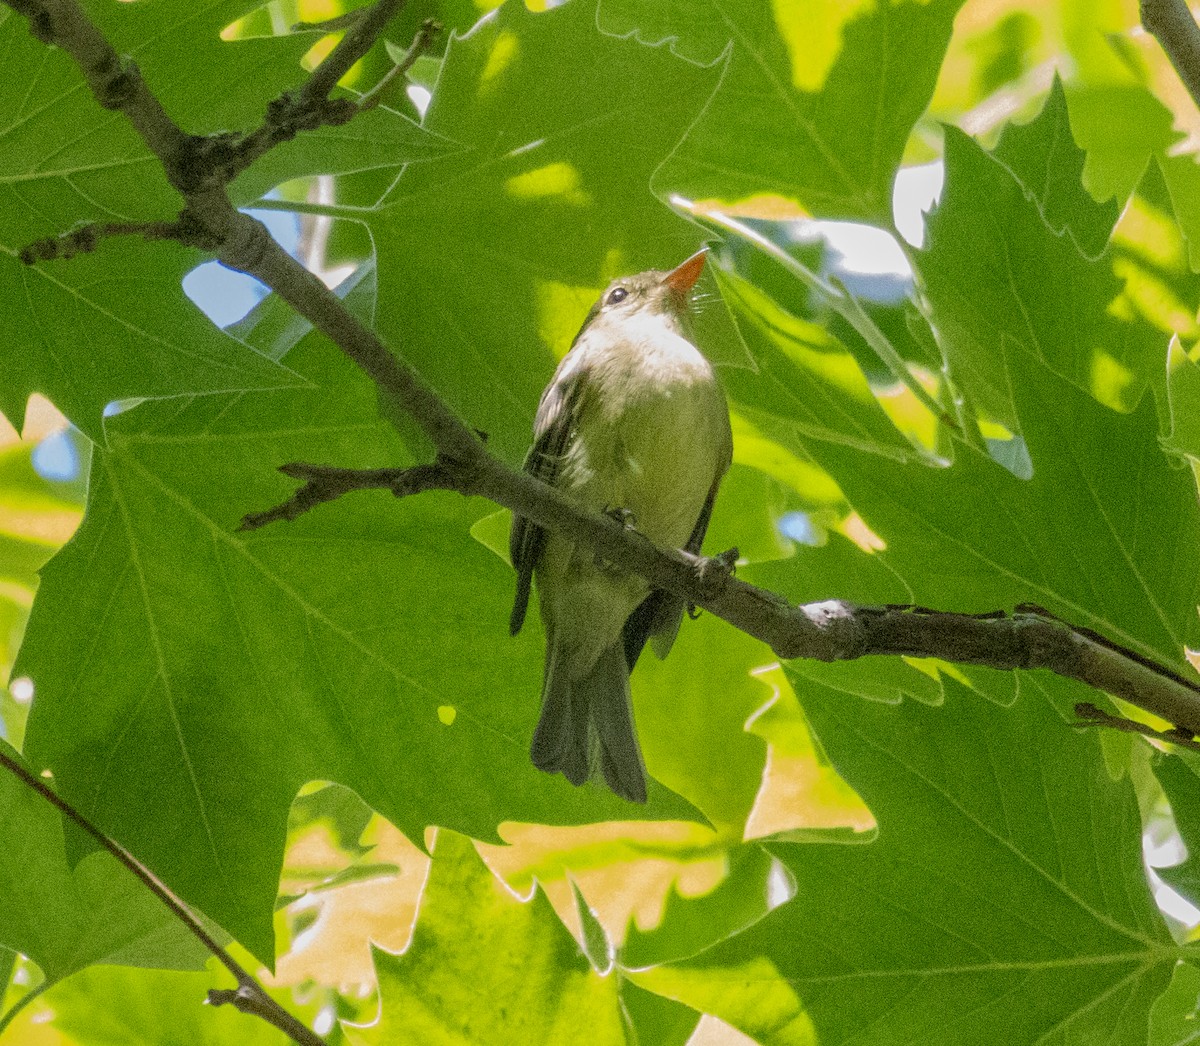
[606, 287, 628, 305]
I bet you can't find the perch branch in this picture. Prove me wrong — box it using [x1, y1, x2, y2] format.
[0, 747, 328, 1046]
[242, 462, 1200, 737]
[1142, 0, 1200, 113]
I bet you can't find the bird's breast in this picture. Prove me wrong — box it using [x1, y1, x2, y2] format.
[561, 330, 729, 549]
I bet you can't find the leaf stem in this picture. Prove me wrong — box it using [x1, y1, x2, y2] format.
[680, 200, 953, 431]
[0, 977, 51, 1038]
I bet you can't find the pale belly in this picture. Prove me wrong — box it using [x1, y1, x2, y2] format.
[565, 383, 725, 547]
[537, 367, 729, 677]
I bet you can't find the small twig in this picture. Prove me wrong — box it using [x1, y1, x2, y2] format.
[0, 747, 328, 1046]
[1142, 0, 1200, 114]
[19, 218, 200, 264]
[301, 0, 405, 103]
[239, 460, 463, 530]
[225, 6, 440, 180]
[359, 18, 442, 111]
[1073, 702, 1200, 752]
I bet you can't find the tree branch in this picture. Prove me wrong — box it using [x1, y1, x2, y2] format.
[239, 460, 462, 529]
[1142, 0, 1200, 112]
[240, 463, 1200, 739]
[0, 747, 327, 1046]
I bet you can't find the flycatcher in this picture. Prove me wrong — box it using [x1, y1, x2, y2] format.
[509, 249, 733, 802]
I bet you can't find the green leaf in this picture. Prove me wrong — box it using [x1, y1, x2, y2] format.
[600, 0, 964, 221]
[1163, 339, 1200, 461]
[630, 613, 770, 831]
[918, 124, 1142, 427]
[350, 0, 725, 459]
[572, 878, 612, 974]
[803, 363, 1200, 674]
[1150, 753, 1200, 907]
[0, 434, 84, 591]
[346, 830, 625, 1045]
[16, 318, 700, 968]
[719, 268, 920, 464]
[1160, 153, 1200, 273]
[619, 979, 699, 1046]
[648, 675, 1181, 1046]
[230, 107, 458, 206]
[991, 75, 1120, 258]
[0, 740, 210, 982]
[18, 963, 299, 1045]
[620, 842, 773, 968]
[1149, 959, 1200, 1046]
[1067, 83, 1178, 205]
[0, 239, 304, 443]
[1110, 159, 1200, 379]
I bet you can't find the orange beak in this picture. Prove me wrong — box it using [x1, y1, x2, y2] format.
[662, 248, 708, 294]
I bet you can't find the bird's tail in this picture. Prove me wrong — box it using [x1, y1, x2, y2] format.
[530, 637, 648, 803]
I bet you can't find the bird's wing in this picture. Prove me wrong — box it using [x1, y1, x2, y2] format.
[509, 361, 586, 635]
[622, 474, 723, 668]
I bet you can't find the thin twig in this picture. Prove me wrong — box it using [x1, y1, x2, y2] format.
[0, 747, 327, 1046]
[1074, 702, 1200, 752]
[359, 18, 442, 111]
[1142, 0, 1200, 114]
[231, 9, 442, 175]
[206, 0, 421, 182]
[20, 219, 197, 264]
[301, 0, 404, 103]
[239, 460, 460, 530]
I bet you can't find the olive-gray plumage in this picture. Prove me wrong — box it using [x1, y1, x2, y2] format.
[510, 251, 732, 802]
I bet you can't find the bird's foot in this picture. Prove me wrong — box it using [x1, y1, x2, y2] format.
[593, 507, 639, 571]
[688, 546, 739, 617]
[604, 506, 638, 529]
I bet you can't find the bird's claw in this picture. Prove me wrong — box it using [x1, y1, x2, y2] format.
[605, 506, 638, 529]
[688, 547, 740, 616]
[711, 547, 740, 573]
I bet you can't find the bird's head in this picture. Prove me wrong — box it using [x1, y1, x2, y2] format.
[572, 249, 708, 346]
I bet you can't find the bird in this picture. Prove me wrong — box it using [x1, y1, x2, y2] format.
[509, 249, 733, 802]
